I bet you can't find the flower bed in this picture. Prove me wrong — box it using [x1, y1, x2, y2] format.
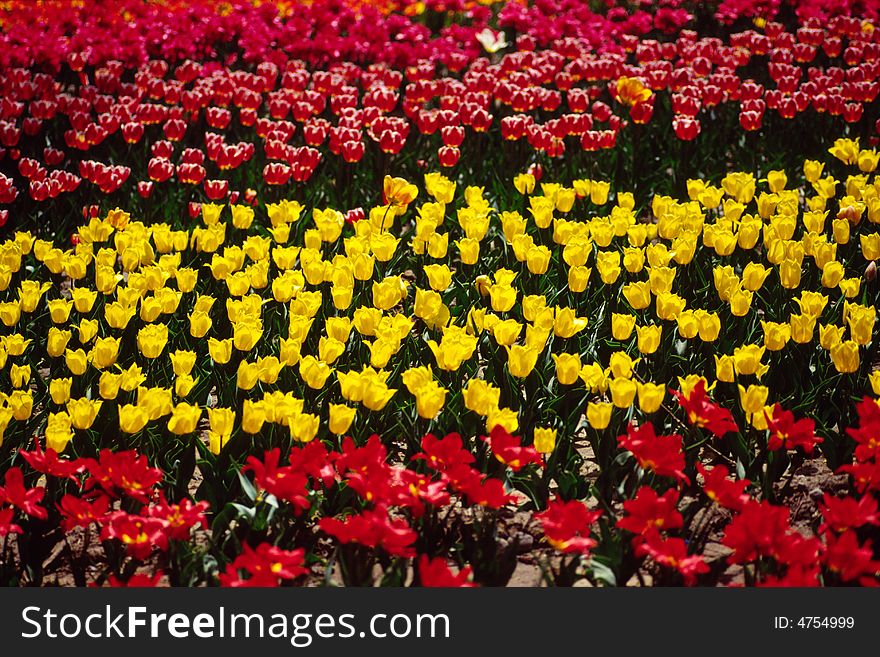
[0, 0, 878, 587]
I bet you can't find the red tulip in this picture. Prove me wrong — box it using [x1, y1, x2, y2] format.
[438, 145, 459, 168]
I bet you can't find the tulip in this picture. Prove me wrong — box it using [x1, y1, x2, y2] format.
[761, 321, 791, 351]
[742, 263, 771, 292]
[869, 371, 880, 396]
[426, 326, 477, 372]
[49, 378, 72, 405]
[733, 345, 765, 377]
[78, 319, 98, 344]
[789, 314, 816, 344]
[553, 307, 588, 338]
[137, 324, 169, 359]
[98, 372, 121, 400]
[47, 327, 72, 358]
[696, 310, 721, 342]
[119, 404, 149, 434]
[175, 374, 197, 398]
[167, 403, 201, 435]
[611, 313, 636, 340]
[595, 251, 621, 284]
[655, 292, 686, 321]
[299, 355, 332, 389]
[71, 287, 97, 313]
[48, 298, 73, 324]
[714, 354, 736, 383]
[729, 288, 753, 317]
[119, 364, 146, 392]
[506, 344, 540, 378]
[65, 348, 88, 376]
[241, 400, 266, 435]
[90, 337, 120, 369]
[622, 281, 651, 309]
[738, 384, 769, 415]
[46, 412, 74, 453]
[184, 301, 212, 334]
[637, 382, 665, 414]
[846, 306, 876, 346]
[636, 325, 662, 354]
[289, 412, 320, 443]
[207, 338, 232, 364]
[830, 340, 860, 374]
[328, 404, 357, 435]
[533, 427, 557, 455]
[413, 382, 447, 420]
[526, 245, 551, 275]
[677, 310, 699, 339]
[138, 387, 172, 421]
[586, 402, 613, 429]
[168, 350, 197, 377]
[552, 353, 582, 386]
[610, 378, 637, 408]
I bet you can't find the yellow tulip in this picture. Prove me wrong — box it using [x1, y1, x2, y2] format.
[567, 265, 591, 293]
[830, 340, 859, 374]
[167, 403, 201, 435]
[655, 292, 686, 322]
[175, 374, 197, 398]
[90, 336, 120, 369]
[413, 382, 447, 419]
[328, 403, 356, 435]
[533, 427, 557, 454]
[300, 355, 332, 389]
[78, 319, 98, 344]
[552, 353, 582, 385]
[236, 361, 260, 391]
[208, 337, 233, 364]
[49, 378, 72, 405]
[169, 350, 196, 376]
[714, 354, 736, 383]
[637, 382, 665, 414]
[611, 313, 636, 340]
[738, 384, 769, 415]
[732, 345, 765, 377]
[677, 310, 699, 339]
[71, 287, 97, 313]
[47, 327, 72, 358]
[189, 310, 212, 338]
[610, 377, 637, 408]
[622, 281, 651, 310]
[242, 400, 266, 434]
[119, 404, 149, 433]
[741, 263, 770, 292]
[463, 378, 501, 416]
[48, 298, 73, 324]
[45, 412, 74, 453]
[486, 406, 519, 434]
[290, 412, 320, 443]
[98, 372, 121, 400]
[761, 321, 790, 351]
[506, 344, 540, 378]
[789, 314, 816, 344]
[553, 307, 588, 338]
[233, 320, 263, 352]
[137, 324, 168, 359]
[636, 324, 662, 354]
[65, 348, 88, 376]
[137, 387, 172, 420]
[586, 401, 613, 429]
[526, 245, 551, 275]
[868, 371, 880, 396]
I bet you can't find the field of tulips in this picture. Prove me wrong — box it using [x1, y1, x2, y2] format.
[0, 0, 879, 588]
